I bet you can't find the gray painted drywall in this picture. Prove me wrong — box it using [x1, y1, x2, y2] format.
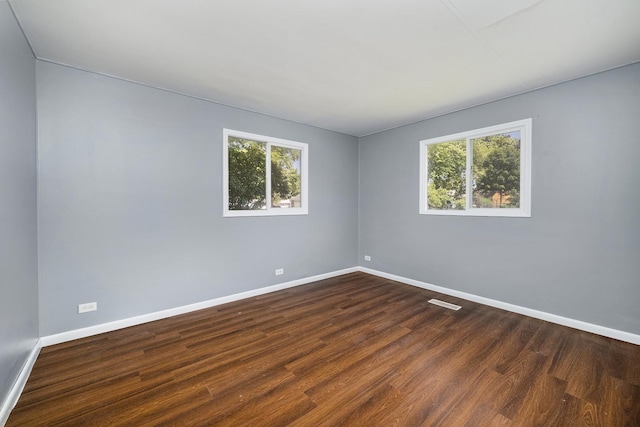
[37, 61, 359, 336]
[0, 0, 39, 410]
[359, 63, 640, 335]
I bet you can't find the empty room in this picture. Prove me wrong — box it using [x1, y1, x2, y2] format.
[2, 0, 639, 425]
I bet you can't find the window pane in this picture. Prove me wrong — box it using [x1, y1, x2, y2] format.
[228, 137, 267, 210]
[472, 131, 520, 209]
[271, 145, 302, 208]
[427, 139, 466, 210]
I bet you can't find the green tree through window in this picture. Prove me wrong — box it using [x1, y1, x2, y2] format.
[270, 145, 301, 207]
[427, 139, 466, 210]
[420, 119, 531, 217]
[228, 137, 267, 210]
[224, 130, 308, 216]
[473, 133, 520, 208]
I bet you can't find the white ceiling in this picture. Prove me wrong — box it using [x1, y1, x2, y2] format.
[9, 0, 640, 136]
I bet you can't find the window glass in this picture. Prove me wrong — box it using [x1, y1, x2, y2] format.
[426, 139, 466, 210]
[420, 119, 531, 217]
[271, 145, 302, 209]
[228, 137, 267, 211]
[223, 130, 308, 217]
[471, 131, 521, 209]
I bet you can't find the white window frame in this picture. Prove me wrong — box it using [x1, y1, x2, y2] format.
[223, 129, 308, 217]
[419, 118, 532, 217]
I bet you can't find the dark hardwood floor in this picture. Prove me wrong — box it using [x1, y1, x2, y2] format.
[8, 272, 640, 426]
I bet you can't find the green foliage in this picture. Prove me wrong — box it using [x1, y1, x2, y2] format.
[505, 189, 520, 208]
[473, 135, 520, 208]
[427, 182, 465, 210]
[427, 134, 520, 210]
[228, 138, 267, 210]
[472, 194, 494, 209]
[228, 138, 302, 210]
[270, 146, 301, 205]
[426, 139, 466, 210]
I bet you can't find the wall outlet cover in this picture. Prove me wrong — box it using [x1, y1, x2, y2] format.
[78, 302, 97, 313]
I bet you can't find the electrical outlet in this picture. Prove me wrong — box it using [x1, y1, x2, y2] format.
[275, 268, 284, 276]
[364, 255, 371, 261]
[78, 302, 97, 313]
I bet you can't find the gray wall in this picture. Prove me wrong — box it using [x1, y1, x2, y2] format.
[359, 63, 640, 335]
[37, 61, 359, 336]
[5, 9, 639, 350]
[0, 0, 39, 410]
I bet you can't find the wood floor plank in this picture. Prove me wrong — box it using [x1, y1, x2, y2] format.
[511, 373, 568, 425]
[56, 381, 213, 427]
[186, 369, 300, 426]
[497, 350, 548, 419]
[608, 339, 640, 387]
[7, 272, 640, 426]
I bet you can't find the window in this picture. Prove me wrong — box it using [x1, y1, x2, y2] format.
[419, 119, 531, 217]
[223, 129, 308, 217]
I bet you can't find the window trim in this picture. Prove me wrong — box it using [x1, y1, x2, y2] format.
[419, 118, 532, 217]
[223, 129, 308, 217]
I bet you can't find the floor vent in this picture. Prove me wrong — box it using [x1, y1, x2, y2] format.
[428, 299, 461, 311]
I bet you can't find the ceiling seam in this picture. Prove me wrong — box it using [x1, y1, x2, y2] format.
[439, 0, 531, 91]
[7, 0, 36, 58]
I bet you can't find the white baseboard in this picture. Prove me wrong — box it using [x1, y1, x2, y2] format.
[40, 267, 359, 347]
[0, 339, 42, 426]
[38, 264, 640, 348]
[358, 267, 640, 346]
[6, 265, 638, 424]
